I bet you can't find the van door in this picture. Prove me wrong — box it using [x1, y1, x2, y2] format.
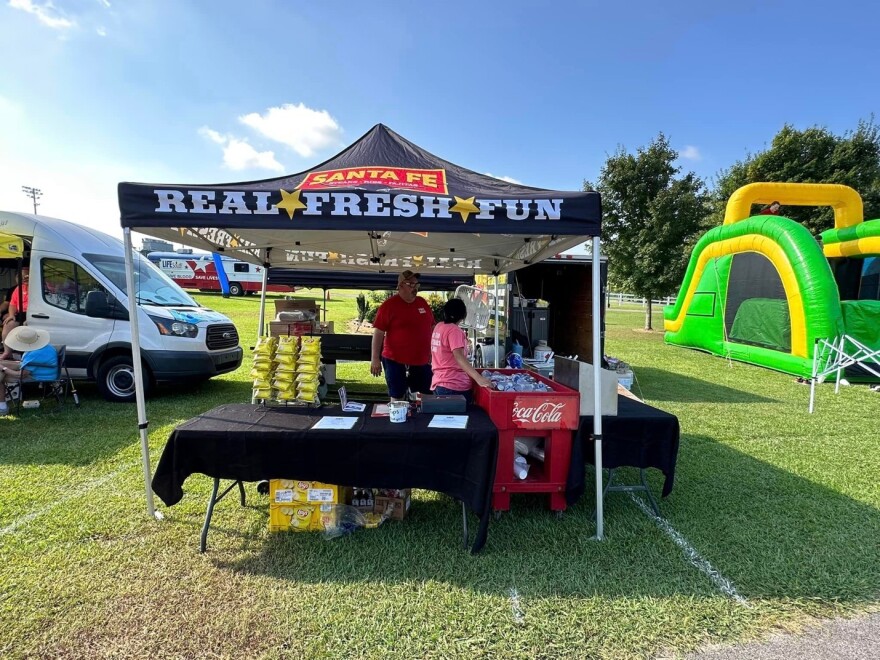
[28, 254, 115, 377]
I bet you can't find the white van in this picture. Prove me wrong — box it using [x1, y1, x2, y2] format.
[0, 211, 243, 402]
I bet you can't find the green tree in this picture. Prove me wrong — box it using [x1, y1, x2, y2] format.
[708, 119, 880, 235]
[586, 134, 708, 330]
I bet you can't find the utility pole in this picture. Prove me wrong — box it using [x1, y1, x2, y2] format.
[21, 186, 42, 215]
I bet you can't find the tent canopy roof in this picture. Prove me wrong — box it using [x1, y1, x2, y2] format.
[119, 124, 601, 275]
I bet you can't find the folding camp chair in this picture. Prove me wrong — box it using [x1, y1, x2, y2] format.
[5, 345, 79, 413]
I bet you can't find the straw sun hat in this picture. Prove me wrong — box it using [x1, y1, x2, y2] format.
[4, 326, 50, 353]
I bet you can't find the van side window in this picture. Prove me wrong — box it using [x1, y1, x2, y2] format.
[41, 258, 107, 314]
[233, 263, 249, 273]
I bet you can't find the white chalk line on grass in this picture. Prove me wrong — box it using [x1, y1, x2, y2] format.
[1, 464, 135, 536]
[509, 586, 525, 624]
[628, 492, 749, 606]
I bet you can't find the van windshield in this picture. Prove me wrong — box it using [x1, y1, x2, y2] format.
[83, 252, 199, 307]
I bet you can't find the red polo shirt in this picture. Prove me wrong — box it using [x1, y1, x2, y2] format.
[9, 285, 27, 313]
[373, 294, 434, 365]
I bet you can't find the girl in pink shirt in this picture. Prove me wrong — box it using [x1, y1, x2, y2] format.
[430, 298, 491, 402]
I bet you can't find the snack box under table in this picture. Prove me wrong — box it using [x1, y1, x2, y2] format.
[474, 369, 579, 512]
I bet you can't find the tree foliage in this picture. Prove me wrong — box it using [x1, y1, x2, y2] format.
[708, 119, 880, 235]
[585, 134, 708, 329]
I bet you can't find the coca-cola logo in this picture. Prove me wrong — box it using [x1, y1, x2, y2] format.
[512, 401, 565, 425]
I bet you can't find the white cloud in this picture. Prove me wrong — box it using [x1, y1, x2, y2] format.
[96, 25, 106, 36]
[239, 103, 343, 157]
[484, 173, 523, 185]
[9, 0, 76, 29]
[198, 127, 284, 172]
[679, 145, 702, 161]
[97, 0, 111, 7]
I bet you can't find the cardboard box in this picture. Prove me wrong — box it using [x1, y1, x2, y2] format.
[553, 357, 618, 416]
[269, 479, 349, 505]
[269, 320, 315, 337]
[374, 489, 412, 521]
[268, 502, 338, 532]
[312, 321, 334, 335]
[274, 299, 320, 315]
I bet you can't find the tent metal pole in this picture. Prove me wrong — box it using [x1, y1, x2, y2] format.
[123, 229, 158, 519]
[592, 237, 604, 540]
[493, 276, 500, 368]
[257, 251, 269, 340]
[254, 250, 270, 405]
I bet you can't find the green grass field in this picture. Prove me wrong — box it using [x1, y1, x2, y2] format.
[1, 290, 878, 659]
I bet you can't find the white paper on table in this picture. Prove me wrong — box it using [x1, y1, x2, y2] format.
[311, 416, 359, 430]
[427, 414, 469, 429]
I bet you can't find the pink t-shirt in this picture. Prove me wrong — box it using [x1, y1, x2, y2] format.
[430, 322, 472, 391]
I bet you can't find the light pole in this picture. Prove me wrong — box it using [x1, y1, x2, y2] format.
[21, 186, 42, 215]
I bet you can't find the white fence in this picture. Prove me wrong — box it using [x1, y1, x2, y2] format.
[607, 292, 677, 307]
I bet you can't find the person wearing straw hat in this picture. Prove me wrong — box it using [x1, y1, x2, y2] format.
[0, 326, 57, 415]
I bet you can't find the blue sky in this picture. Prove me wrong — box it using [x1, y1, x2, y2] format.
[0, 0, 877, 244]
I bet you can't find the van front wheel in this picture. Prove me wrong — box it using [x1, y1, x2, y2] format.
[228, 282, 244, 296]
[97, 356, 152, 403]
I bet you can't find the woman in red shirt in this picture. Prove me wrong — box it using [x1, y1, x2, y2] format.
[370, 270, 435, 401]
[1, 267, 28, 360]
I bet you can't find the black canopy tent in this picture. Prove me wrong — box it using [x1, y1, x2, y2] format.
[117, 124, 608, 538]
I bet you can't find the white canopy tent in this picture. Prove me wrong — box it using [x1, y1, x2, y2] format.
[117, 124, 608, 538]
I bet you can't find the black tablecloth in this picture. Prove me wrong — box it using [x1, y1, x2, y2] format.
[566, 395, 680, 505]
[152, 404, 499, 552]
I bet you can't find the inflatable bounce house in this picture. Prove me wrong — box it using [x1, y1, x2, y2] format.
[664, 182, 880, 382]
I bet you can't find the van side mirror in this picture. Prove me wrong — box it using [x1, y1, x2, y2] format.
[85, 290, 129, 320]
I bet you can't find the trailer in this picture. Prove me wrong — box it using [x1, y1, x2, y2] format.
[146, 252, 295, 296]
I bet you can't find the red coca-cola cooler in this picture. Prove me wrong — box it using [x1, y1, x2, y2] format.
[474, 369, 579, 512]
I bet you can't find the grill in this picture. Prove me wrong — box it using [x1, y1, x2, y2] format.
[206, 324, 239, 350]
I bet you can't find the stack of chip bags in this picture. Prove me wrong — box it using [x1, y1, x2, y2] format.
[251, 336, 277, 400]
[297, 336, 322, 403]
[273, 336, 299, 402]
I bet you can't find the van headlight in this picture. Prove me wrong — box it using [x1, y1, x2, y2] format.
[149, 315, 199, 338]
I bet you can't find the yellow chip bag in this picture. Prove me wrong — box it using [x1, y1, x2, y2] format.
[252, 386, 273, 399]
[275, 354, 298, 368]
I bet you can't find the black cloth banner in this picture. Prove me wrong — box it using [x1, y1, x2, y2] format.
[268, 268, 473, 291]
[119, 124, 601, 237]
[152, 403, 499, 552]
[566, 395, 681, 505]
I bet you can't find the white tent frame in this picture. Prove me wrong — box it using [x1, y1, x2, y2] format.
[808, 334, 880, 413]
[122, 230, 606, 539]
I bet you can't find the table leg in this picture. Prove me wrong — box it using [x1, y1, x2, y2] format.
[591, 468, 661, 519]
[639, 468, 660, 516]
[461, 501, 469, 550]
[200, 479, 246, 553]
[200, 478, 221, 553]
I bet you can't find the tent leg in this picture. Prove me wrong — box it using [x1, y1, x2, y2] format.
[254, 251, 270, 404]
[494, 276, 500, 368]
[123, 229, 158, 520]
[591, 236, 604, 540]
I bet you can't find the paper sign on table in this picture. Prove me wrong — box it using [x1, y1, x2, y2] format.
[427, 415, 469, 429]
[311, 416, 358, 430]
[337, 387, 367, 412]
